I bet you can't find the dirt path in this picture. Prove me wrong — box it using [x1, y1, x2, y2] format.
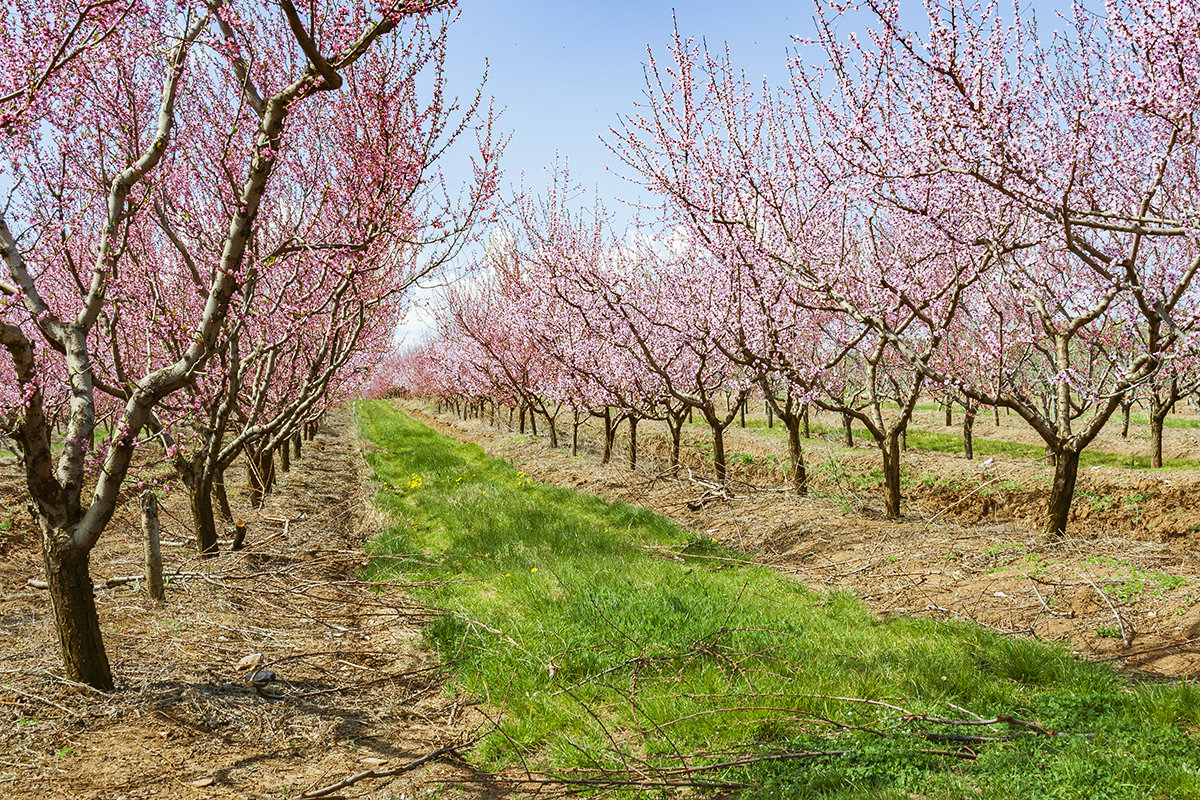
[0, 409, 499, 800]
[412, 402, 1200, 681]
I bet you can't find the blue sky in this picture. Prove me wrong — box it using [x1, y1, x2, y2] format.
[441, 1, 808, 210]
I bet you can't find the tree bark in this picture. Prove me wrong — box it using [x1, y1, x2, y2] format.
[518, 405, 526, 434]
[279, 438, 290, 473]
[142, 491, 164, 602]
[292, 431, 302, 460]
[571, 410, 579, 457]
[247, 451, 264, 508]
[1043, 447, 1081, 538]
[600, 409, 616, 465]
[711, 421, 727, 483]
[666, 412, 683, 468]
[785, 416, 806, 495]
[190, 479, 219, 555]
[881, 431, 902, 520]
[1120, 402, 1132, 439]
[739, 398, 746, 428]
[766, 401, 773, 429]
[43, 544, 113, 691]
[993, 405, 1000, 426]
[962, 404, 976, 460]
[841, 413, 854, 447]
[1149, 395, 1168, 469]
[213, 467, 233, 521]
[802, 406, 810, 438]
[628, 415, 639, 470]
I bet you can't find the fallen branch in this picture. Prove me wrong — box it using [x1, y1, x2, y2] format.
[296, 739, 472, 798]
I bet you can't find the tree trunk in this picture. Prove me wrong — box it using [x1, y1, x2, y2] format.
[142, 491, 164, 602]
[571, 410, 580, 457]
[190, 479, 219, 556]
[994, 405, 1000, 426]
[529, 407, 538, 436]
[518, 405, 526, 434]
[785, 416, 806, 496]
[1121, 402, 1132, 439]
[1149, 396, 1167, 469]
[247, 452, 264, 508]
[881, 432, 902, 520]
[802, 406, 810, 438]
[766, 401, 774, 429]
[962, 405, 976, 460]
[739, 399, 746, 428]
[628, 415, 639, 470]
[1043, 447, 1081, 538]
[43, 544, 113, 691]
[711, 421, 727, 483]
[279, 439, 290, 473]
[213, 468, 233, 521]
[841, 413, 854, 447]
[944, 404, 952, 426]
[292, 431, 302, 460]
[600, 409, 613, 464]
[667, 414, 683, 468]
[544, 410, 557, 448]
[899, 424, 907, 452]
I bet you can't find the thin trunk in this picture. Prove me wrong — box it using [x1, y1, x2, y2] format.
[881, 431, 902, 520]
[1121, 402, 1132, 439]
[766, 401, 774, 429]
[292, 431, 302, 460]
[963, 405, 976, 460]
[711, 421, 727, 483]
[279, 438, 290, 473]
[993, 405, 1000, 426]
[601, 410, 619, 465]
[899, 425, 907, 452]
[44, 545, 113, 691]
[529, 407, 538, 436]
[739, 399, 746, 428]
[785, 416, 806, 495]
[142, 491, 164, 602]
[841, 413, 854, 448]
[802, 406, 810, 438]
[518, 405, 526, 434]
[247, 451, 264, 508]
[944, 404, 953, 427]
[1150, 395, 1167, 469]
[190, 478, 219, 555]
[628, 415, 639, 470]
[213, 468, 233, 521]
[544, 410, 557, 448]
[1043, 447, 1081, 538]
[666, 414, 683, 468]
[571, 410, 579, 457]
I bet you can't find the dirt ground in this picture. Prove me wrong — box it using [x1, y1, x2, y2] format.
[0, 409, 500, 800]
[411, 401, 1200, 681]
[3, 399, 1198, 799]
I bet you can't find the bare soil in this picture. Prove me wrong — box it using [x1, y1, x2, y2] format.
[0, 410, 500, 800]
[414, 401, 1200, 680]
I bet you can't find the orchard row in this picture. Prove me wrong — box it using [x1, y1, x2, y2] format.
[388, 0, 1200, 545]
[0, 1, 500, 691]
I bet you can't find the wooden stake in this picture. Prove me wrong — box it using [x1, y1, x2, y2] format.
[142, 490, 165, 602]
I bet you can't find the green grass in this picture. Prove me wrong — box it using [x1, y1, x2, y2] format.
[357, 400, 1200, 799]
[744, 419, 1200, 471]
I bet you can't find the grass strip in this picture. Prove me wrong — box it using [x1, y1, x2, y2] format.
[719, 418, 1200, 471]
[358, 400, 1200, 799]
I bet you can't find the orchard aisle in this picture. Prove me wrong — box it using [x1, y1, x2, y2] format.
[0, 409, 493, 800]
[405, 400, 1200, 680]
